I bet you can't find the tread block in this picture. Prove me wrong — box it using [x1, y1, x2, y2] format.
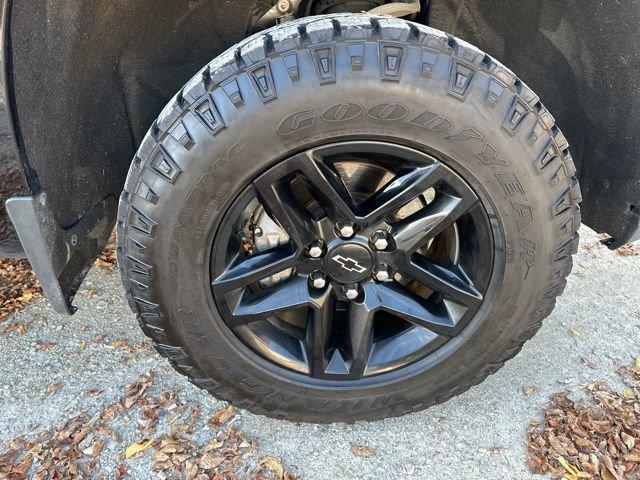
[208, 49, 241, 85]
[272, 24, 304, 53]
[570, 177, 582, 203]
[503, 98, 528, 134]
[553, 128, 569, 151]
[518, 83, 540, 107]
[347, 42, 365, 71]
[193, 95, 226, 134]
[150, 145, 182, 183]
[129, 277, 149, 292]
[380, 42, 405, 81]
[421, 50, 438, 76]
[457, 43, 483, 66]
[128, 206, 157, 236]
[448, 62, 474, 99]
[537, 107, 555, 130]
[156, 344, 187, 360]
[310, 46, 336, 84]
[240, 36, 267, 65]
[192, 378, 222, 390]
[126, 254, 152, 277]
[490, 65, 517, 88]
[528, 121, 545, 145]
[559, 213, 577, 237]
[339, 17, 373, 40]
[487, 78, 505, 104]
[377, 18, 411, 42]
[169, 120, 195, 150]
[182, 71, 208, 104]
[550, 187, 573, 217]
[305, 19, 335, 44]
[548, 161, 568, 186]
[535, 141, 559, 172]
[248, 61, 277, 102]
[136, 179, 159, 205]
[133, 296, 159, 315]
[140, 312, 162, 327]
[552, 237, 576, 262]
[126, 236, 146, 254]
[282, 52, 300, 81]
[221, 77, 244, 106]
[420, 32, 449, 52]
[157, 100, 182, 132]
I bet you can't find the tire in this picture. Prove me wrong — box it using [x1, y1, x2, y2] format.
[117, 13, 581, 422]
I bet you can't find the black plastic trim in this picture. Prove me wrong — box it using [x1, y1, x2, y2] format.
[5, 193, 116, 314]
[0, 0, 29, 258]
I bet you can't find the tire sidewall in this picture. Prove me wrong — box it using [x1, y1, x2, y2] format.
[141, 80, 549, 418]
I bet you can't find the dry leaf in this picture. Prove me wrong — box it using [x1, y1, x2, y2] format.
[125, 439, 153, 459]
[258, 456, 285, 479]
[208, 406, 237, 426]
[568, 328, 581, 337]
[0, 258, 42, 321]
[199, 452, 224, 470]
[351, 444, 375, 458]
[523, 386, 538, 396]
[83, 440, 106, 457]
[616, 244, 640, 256]
[581, 357, 598, 370]
[45, 381, 64, 397]
[95, 232, 118, 271]
[528, 357, 640, 479]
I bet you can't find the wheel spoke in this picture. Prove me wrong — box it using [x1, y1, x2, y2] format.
[391, 192, 477, 253]
[212, 141, 494, 382]
[292, 151, 356, 223]
[228, 275, 313, 326]
[253, 176, 319, 249]
[305, 286, 336, 376]
[403, 258, 483, 307]
[374, 283, 456, 336]
[347, 287, 377, 378]
[359, 163, 442, 225]
[212, 246, 297, 293]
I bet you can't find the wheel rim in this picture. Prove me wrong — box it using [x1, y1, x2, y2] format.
[210, 141, 494, 381]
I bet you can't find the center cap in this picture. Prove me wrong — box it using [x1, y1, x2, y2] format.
[326, 243, 373, 283]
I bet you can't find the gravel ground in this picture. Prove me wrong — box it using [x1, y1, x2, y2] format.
[1, 226, 638, 479]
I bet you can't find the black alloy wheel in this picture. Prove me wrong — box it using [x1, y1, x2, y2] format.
[211, 142, 493, 381]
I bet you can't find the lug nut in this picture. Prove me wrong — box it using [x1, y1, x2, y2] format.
[343, 284, 359, 300]
[276, 0, 290, 13]
[374, 265, 390, 282]
[371, 230, 390, 251]
[336, 222, 355, 239]
[307, 240, 324, 258]
[310, 271, 327, 289]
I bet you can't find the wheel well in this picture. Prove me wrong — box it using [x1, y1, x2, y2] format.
[9, 0, 255, 228]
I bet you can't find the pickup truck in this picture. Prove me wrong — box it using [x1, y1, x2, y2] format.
[1, 0, 638, 422]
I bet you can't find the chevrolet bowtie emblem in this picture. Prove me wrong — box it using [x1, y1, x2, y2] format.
[331, 255, 367, 273]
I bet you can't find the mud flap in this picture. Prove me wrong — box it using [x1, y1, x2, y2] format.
[6, 193, 116, 314]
